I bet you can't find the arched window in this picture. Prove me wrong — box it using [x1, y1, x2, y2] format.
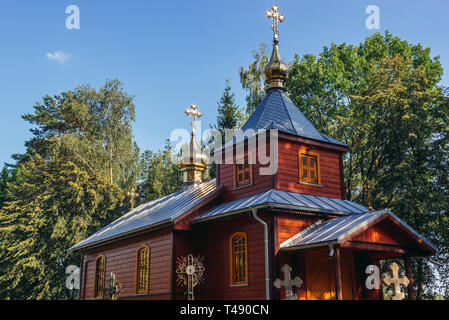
[229, 232, 248, 285]
[136, 246, 150, 293]
[94, 256, 106, 298]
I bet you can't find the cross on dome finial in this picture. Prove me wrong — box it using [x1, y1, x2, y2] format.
[265, 4, 285, 44]
[185, 104, 202, 137]
[264, 4, 288, 90]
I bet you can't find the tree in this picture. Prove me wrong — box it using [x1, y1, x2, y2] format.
[0, 79, 137, 299]
[18, 79, 137, 190]
[0, 153, 124, 299]
[284, 31, 449, 298]
[208, 80, 246, 178]
[138, 140, 183, 203]
[0, 165, 21, 209]
[286, 31, 443, 201]
[214, 80, 246, 140]
[239, 44, 269, 115]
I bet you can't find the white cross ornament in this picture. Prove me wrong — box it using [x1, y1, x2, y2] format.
[273, 264, 303, 300]
[383, 262, 410, 300]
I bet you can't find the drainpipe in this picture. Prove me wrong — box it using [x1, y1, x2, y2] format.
[250, 207, 270, 300]
[78, 253, 83, 300]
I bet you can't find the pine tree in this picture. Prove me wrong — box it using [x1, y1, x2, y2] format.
[138, 140, 183, 203]
[0, 153, 124, 299]
[209, 80, 246, 178]
[214, 80, 246, 143]
[0, 79, 136, 299]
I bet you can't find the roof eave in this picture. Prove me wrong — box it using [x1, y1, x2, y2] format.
[192, 202, 353, 224]
[68, 219, 173, 254]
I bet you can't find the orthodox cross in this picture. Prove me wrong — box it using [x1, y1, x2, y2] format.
[265, 4, 285, 43]
[185, 104, 202, 137]
[273, 264, 303, 300]
[176, 254, 205, 300]
[106, 272, 122, 300]
[383, 262, 410, 300]
[126, 189, 138, 209]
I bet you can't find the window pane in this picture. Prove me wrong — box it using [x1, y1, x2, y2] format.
[231, 234, 247, 284]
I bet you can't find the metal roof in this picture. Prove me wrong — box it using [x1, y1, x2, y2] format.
[280, 209, 437, 253]
[239, 89, 347, 147]
[193, 189, 367, 223]
[70, 179, 219, 251]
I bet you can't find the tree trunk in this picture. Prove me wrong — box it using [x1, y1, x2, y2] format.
[416, 258, 423, 300]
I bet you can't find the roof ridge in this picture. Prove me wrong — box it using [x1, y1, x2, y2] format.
[278, 90, 297, 135]
[254, 92, 272, 131]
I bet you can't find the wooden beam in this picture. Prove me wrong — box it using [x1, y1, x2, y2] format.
[333, 247, 343, 300]
[404, 255, 415, 300]
[345, 241, 406, 254]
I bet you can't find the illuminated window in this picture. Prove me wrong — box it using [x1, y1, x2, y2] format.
[230, 232, 248, 285]
[94, 256, 106, 298]
[235, 155, 252, 188]
[136, 246, 150, 293]
[299, 151, 320, 185]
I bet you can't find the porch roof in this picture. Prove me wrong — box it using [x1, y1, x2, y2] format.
[280, 209, 437, 254]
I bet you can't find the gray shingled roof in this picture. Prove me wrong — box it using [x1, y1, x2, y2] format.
[193, 189, 367, 223]
[280, 209, 437, 253]
[70, 179, 219, 251]
[239, 89, 347, 147]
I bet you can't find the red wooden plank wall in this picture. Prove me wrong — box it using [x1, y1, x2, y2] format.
[277, 139, 344, 199]
[80, 228, 173, 300]
[192, 213, 273, 300]
[217, 136, 345, 202]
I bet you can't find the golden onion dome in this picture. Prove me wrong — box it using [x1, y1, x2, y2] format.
[265, 43, 288, 90]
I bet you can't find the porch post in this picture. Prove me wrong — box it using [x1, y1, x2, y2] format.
[404, 255, 415, 300]
[333, 247, 343, 300]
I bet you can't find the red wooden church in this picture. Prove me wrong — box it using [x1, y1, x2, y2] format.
[69, 5, 436, 300]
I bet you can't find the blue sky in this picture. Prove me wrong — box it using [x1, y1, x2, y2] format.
[1, 0, 448, 165]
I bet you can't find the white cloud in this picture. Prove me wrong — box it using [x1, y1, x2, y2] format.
[46, 50, 72, 64]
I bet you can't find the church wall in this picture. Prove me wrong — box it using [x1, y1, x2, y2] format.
[216, 135, 345, 203]
[274, 213, 322, 300]
[192, 212, 274, 300]
[277, 138, 344, 199]
[219, 162, 274, 203]
[80, 227, 173, 300]
[217, 137, 275, 202]
[172, 230, 204, 300]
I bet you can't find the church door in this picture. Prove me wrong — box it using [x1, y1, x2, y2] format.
[305, 250, 356, 300]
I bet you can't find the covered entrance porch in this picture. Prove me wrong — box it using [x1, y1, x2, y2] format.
[276, 209, 436, 300]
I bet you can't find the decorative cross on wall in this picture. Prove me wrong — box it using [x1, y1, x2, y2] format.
[265, 4, 285, 43]
[383, 262, 410, 300]
[185, 104, 203, 137]
[273, 264, 303, 300]
[106, 272, 122, 300]
[176, 254, 205, 300]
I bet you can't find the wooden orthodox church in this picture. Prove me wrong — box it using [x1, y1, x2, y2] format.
[69, 5, 436, 300]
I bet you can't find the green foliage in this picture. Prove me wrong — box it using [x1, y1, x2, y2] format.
[214, 80, 246, 140]
[283, 31, 449, 297]
[138, 140, 183, 203]
[0, 153, 124, 300]
[18, 79, 137, 189]
[0, 79, 136, 299]
[0, 165, 21, 209]
[239, 44, 269, 115]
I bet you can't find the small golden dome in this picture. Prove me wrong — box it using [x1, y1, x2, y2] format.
[265, 43, 288, 90]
